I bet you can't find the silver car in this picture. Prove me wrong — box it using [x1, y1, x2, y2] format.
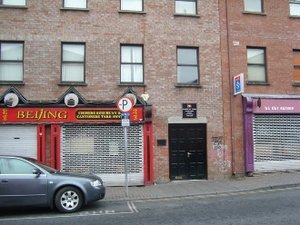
[0, 155, 105, 213]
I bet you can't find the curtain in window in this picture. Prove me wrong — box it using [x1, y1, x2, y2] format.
[247, 48, 266, 82]
[64, 0, 86, 8]
[121, 46, 143, 82]
[290, 1, 300, 16]
[121, 0, 142, 11]
[2, 0, 26, 5]
[175, 0, 196, 14]
[62, 44, 85, 82]
[0, 43, 23, 81]
[244, 0, 262, 12]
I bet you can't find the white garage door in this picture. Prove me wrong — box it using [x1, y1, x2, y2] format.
[253, 114, 300, 172]
[0, 125, 37, 158]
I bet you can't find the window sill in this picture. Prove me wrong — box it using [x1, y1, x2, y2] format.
[174, 13, 200, 18]
[58, 82, 87, 86]
[118, 10, 146, 15]
[292, 83, 300, 87]
[289, 15, 300, 19]
[246, 82, 270, 86]
[0, 5, 27, 9]
[0, 81, 25, 85]
[175, 84, 202, 88]
[242, 11, 266, 16]
[118, 83, 146, 87]
[60, 7, 89, 12]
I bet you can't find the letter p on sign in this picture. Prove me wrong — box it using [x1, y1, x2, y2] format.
[117, 97, 133, 112]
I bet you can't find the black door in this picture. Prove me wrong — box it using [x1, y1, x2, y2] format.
[169, 124, 207, 180]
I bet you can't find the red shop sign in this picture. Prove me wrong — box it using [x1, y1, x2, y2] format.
[0, 107, 143, 123]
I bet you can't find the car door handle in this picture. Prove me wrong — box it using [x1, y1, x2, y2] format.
[1, 179, 8, 183]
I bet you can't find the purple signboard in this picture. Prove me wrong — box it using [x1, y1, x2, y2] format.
[252, 98, 300, 114]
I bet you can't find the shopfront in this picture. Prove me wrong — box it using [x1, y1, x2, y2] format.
[0, 87, 153, 186]
[243, 95, 300, 173]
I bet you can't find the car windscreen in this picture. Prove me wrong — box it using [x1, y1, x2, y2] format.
[26, 158, 58, 173]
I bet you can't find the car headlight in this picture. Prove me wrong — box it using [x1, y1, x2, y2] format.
[90, 180, 103, 187]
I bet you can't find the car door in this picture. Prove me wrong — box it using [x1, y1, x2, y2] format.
[0, 157, 48, 207]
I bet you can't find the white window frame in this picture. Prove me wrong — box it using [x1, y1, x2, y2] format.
[177, 47, 199, 85]
[290, 0, 300, 16]
[175, 0, 197, 15]
[0, 42, 24, 82]
[247, 47, 267, 83]
[1, 0, 26, 6]
[63, 0, 87, 9]
[243, 0, 263, 13]
[120, 45, 144, 84]
[120, 0, 143, 12]
[61, 43, 85, 83]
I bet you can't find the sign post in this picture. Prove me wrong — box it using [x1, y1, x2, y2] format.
[117, 97, 133, 197]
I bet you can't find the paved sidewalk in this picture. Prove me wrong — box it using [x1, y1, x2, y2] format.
[104, 171, 300, 201]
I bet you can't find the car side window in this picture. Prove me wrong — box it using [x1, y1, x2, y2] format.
[1, 158, 36, 174]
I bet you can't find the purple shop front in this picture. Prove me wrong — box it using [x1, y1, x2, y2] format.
[243, 96, 300, 173]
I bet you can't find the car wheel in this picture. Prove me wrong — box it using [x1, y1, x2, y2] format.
[55, 186, 83, 213]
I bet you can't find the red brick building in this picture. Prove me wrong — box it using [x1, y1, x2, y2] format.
[220, 0, 300, 175]
[0, 0, 229, 185]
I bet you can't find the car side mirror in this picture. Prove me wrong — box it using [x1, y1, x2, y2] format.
[32, 168, 42, 177]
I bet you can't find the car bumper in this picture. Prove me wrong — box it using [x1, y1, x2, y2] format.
[86, 186, 106, 203]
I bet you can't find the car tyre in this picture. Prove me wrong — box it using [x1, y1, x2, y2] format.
[55, 186, 83, 213]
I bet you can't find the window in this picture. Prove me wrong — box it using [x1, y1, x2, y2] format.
[243, 0, 263, 13]
[61, 43, 85, 83]
[120, 0, 143, 11]
[290, 0, 300, 16]
[0, 158, 35, 174]
[63, 0, 87, 8]
[0, 0, 26, 6]
[247, 47, 266, 83]
[0, 42, 23, 82]
[175, 0, 197, 15]
[120, 45, 143, 83]
[293, 50, 300, 83]
[177, 47, 199, 85]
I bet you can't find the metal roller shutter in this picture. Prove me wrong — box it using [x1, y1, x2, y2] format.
[0, 125, 37, 158]
[253, 114, 300, 172]
[61, 124, 144, 186]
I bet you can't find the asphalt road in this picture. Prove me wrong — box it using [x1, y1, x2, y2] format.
[0, 187, 299, 225]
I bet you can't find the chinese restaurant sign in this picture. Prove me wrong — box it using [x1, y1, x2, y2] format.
[0, 107, 143, 123]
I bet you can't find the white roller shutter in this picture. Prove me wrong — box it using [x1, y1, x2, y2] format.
[61, 124, 144, 186]
[0, 125, 37, 158]
[253, 114, 300, 172]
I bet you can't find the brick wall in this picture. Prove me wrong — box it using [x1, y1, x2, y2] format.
[0, 0, 228, 182]
[221, 0, 300, 175]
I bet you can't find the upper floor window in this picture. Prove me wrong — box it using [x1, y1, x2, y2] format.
[177, 47, 199, 85]
[175, 0, 197, 15]
[0, 0, 26, 6]
[120, 45, 143, 83]
[247, 47, 267, 83]
[63, 0, 87, 9]
[293, 50, 300, 83]
[290, 0, 300, 16]
[243, 0, 263, 13]
[120, 0, 143, 12]
[0, 42, 24, 82]
[61, 43, 85, 83]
